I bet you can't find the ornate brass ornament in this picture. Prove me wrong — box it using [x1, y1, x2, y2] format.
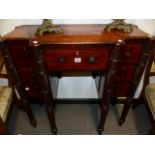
[104, 19, 133, 33]
[35, 19, 64, 36]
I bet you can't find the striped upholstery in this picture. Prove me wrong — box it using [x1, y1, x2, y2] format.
[0, 59, 12, 122]
[145, 84, 155, 120]
[0, 86, 12, 121]
[1, 64, 7, 75]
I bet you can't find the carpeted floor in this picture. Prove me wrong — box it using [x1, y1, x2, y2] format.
[7, 103, 151, 135]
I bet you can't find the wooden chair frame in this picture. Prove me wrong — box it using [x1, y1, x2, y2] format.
[139, 46, 155, 134]
[0, 52, 14, 134]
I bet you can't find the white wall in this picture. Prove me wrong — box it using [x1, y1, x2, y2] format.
[0, 19, 42, 36]
[1, 19, 155, 35]
[133, 19, 155, 35]
[0, 19, 155, 98]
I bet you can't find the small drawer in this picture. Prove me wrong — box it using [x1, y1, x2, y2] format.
[9, 45, 33, 65]
[120, 43, 142, 64]
[116, 65, 136, 81]
[44, 49, 110, 72]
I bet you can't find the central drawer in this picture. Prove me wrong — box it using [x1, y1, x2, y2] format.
[44, 49, 110, 72]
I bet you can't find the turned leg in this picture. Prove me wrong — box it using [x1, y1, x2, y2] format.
[98, 40, 123, 134]
[98, 105, 109, 135]
[119, 39, 153, 126]
[119, 98, 133, 126]
[148, 124, 155, 135]
[22, 100, 37, 127]
[0, 117, 8, 135]
[30, 40, 57, 134]
[14, 88, 37, 127]
[47, 107, 57, 134]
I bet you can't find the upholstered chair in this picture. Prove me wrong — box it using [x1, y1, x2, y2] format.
[142, 49, 155, 134]
[0, 54, 13, 134]
[0, 86, 13, 134]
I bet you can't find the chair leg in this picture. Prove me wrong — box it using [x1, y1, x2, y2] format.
[119, 98, 133, 126]
[22, 100, 37, 127]
[98, 105, 109, 135]
[132, 98, 143, 109]
[0, 117, 8, 135]
[148, 123, 155, 135]
[13, 94, 37, 127]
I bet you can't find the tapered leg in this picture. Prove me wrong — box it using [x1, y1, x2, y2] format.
[119, 98, 133, 126]
[148, 124, 155, 135]
[46, 106, 57, 134]
[23, 101, 37, 127]
[98, 105, 109, 135]
[0, 117, 8, 135]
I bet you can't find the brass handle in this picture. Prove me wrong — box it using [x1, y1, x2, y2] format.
[59, 57, 65, 63]
[89, 56, 96, 63]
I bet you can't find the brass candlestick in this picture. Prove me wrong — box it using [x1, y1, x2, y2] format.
[35, 19, 64, 36]
[104, 19, 133, 33]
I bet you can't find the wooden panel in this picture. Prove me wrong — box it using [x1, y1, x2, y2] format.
[9, 45, 33, 66]
[24, 84, 42, 99]
[116, 65, 136, 82]
[120, 43, 142, 64]
[113, 82, 131, 97]
[44, 49, 110, 72]
[17, 67, 35, 82]
[17, 66, 42, 99]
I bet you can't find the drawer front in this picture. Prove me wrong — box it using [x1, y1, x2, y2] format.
[120, 43, 142, 64]
[8, 45, 33, 66]
[17, 67, 35, 83]
[116, 65, 136, 82]
[113, 82, 130, 97]
[44, 49, 110, 72]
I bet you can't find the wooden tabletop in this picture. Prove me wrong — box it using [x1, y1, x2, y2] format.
[2, 24, 150, 44]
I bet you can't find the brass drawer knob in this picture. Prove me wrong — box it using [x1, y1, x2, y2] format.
[89, 56, 96, 63]
[59, 57, 65, 63]
[124, 51, 131, 57]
